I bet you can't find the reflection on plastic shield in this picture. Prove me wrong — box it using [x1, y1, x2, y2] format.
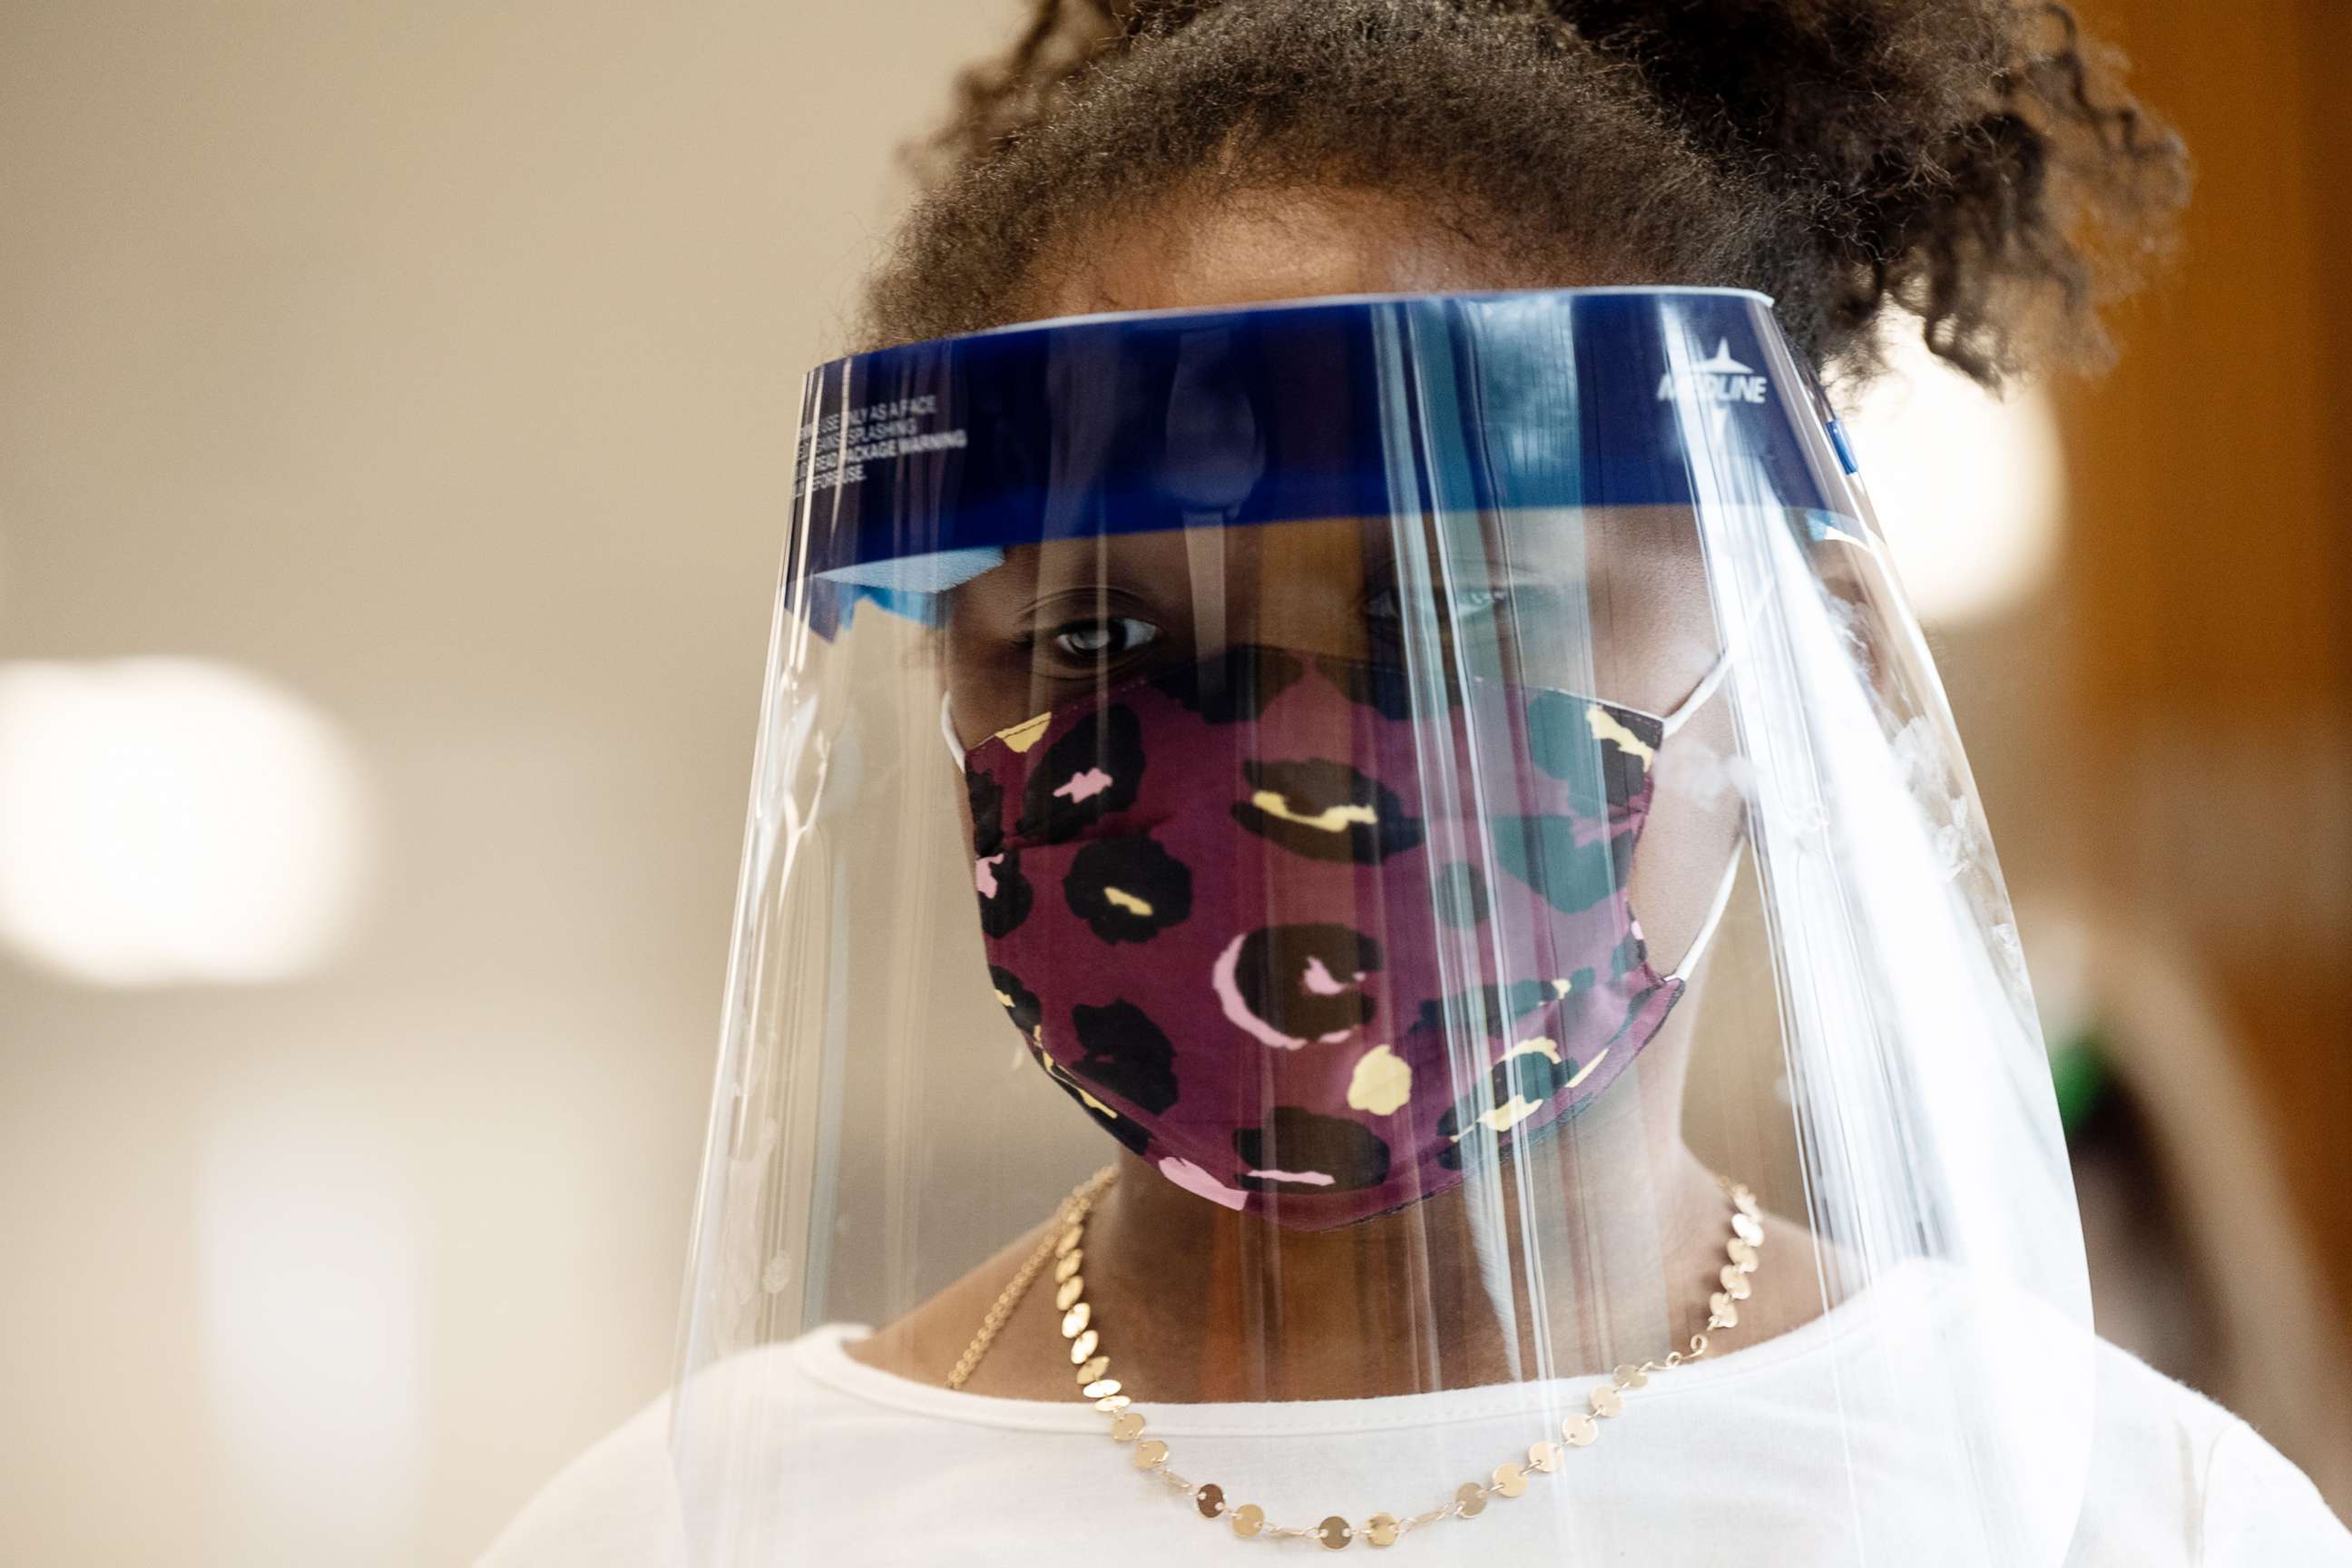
[683, 289, 2093, 1567]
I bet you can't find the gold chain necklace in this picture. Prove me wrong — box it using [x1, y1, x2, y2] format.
[949, 1167, 1767, 1552]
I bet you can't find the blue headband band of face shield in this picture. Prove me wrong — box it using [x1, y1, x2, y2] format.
[788, 288, 1867, 638]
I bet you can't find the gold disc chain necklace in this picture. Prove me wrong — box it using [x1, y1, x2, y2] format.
[948, 1167, 1768, 1551]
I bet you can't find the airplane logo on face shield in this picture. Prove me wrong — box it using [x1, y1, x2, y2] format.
[1656, 340, 1770, 406]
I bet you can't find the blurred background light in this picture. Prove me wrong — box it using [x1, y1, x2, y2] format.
[0, 657, 376, 986]
[1843, 328, 2069, 625]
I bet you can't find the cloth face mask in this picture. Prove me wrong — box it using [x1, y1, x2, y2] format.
[959, 645, 1729, 1230]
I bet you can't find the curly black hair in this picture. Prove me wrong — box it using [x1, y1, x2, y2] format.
[858, 0, 2187, 388]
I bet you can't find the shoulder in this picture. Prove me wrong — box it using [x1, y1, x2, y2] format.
[2068, 1335, 2350, 1566]
[476, 1331, 857, 1568]
[475, 1322, 1100, 1566]
[475, 1381, 685, 1568]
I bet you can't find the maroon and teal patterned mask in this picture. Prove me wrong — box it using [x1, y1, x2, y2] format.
[961, 646, 1686, 1230]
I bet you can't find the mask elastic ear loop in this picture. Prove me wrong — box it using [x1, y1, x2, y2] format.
[1658, 605, 1745, 980]
[1665, 602, 1759, 982]
[940, 691, 966, 774]
[1660, 642, 1734, 739]
[1658, 588, 1754, 737]
[1667, 837, 1746, 984]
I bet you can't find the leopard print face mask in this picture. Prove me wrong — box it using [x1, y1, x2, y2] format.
[960, 644, 1725, 1230]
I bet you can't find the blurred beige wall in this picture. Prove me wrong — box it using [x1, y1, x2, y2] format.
[0, 5, 1014, 1563]
[4, 3, 2345, 1564]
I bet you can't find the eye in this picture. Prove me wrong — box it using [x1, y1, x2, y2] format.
[1450, 587, 1508, 620]
[1047, 616, 1161, 662]
[1363, 585, 1511, 628]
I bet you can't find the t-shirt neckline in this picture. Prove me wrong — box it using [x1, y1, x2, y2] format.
[790, 1258, 1936, 1439]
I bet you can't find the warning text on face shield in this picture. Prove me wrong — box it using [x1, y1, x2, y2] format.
[796, 396, 968, 497]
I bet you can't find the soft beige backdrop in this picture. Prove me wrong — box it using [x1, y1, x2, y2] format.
[0, 5, 1014, 1563]
[5, 4, 2347, 1565]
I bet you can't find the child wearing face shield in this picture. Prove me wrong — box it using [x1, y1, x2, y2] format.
[483, 4, 2350, 1565]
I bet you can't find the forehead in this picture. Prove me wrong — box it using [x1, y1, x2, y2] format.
[986, 509, 1702, 583]
[1040, 187, 1579, 317]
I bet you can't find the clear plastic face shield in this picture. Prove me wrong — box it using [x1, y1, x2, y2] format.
[674, 291, 2093, 1564]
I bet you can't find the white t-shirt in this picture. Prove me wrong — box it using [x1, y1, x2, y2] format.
[482, 1263, 2348, 1566]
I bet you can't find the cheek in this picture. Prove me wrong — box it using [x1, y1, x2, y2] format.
[942, 622, 1056, 746]
[945, 667, 1025, 749]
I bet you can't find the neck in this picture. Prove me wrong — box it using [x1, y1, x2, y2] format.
[1079, 1028, 1729, 1402]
